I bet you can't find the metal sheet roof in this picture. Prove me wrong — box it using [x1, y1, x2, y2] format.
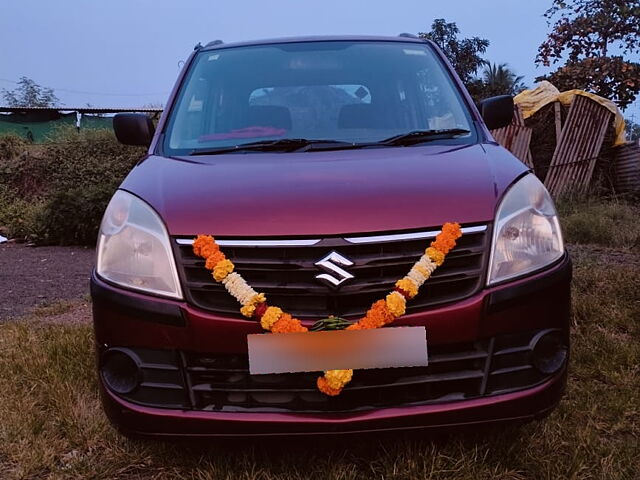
[0, 107, 163, 114]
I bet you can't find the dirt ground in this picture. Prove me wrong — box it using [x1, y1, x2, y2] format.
[0, 243, 95, 321]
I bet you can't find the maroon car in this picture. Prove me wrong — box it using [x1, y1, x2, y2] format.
[92, 35, 570, 437]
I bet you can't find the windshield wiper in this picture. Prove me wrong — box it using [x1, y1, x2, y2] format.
[378, 128, 471, 146]
[189, 129, 471, 155]
[190, 138, 355, 155]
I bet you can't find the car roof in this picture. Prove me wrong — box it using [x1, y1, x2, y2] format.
[200, 35, 428, 51]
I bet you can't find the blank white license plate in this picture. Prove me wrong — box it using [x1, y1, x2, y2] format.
[248, 326, 428, 375]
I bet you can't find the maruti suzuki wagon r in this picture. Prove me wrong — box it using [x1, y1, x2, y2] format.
[92, 35, 570, 437]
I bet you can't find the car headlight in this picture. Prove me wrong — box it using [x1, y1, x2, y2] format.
[488, 174, 564, 285]
[96, 190, 183, 299]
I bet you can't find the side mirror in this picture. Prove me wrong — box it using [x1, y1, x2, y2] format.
[113, 113, 155, 146]
[479, 95, 514, 130]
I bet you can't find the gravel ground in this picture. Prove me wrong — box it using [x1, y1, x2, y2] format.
[0, 243, 95, 321]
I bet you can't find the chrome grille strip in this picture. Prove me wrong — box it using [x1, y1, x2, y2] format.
[174, 225, 487, 247]
[175, 238, 322, 247]
[344, 225, 487, 244]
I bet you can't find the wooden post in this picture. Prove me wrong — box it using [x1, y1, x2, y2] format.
[554, 101, 562, 144]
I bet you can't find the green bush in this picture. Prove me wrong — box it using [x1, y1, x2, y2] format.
[0, 127, 144, 245]
[37, 184, 119, 245]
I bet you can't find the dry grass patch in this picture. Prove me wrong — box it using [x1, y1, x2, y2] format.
[558, 199, 640, 249]
[30, 300, 92, 325]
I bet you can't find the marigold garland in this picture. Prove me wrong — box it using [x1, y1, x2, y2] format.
[192, 222, 462, 396]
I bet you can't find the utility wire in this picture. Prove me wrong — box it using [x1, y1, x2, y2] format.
[0, 78, 169, 97]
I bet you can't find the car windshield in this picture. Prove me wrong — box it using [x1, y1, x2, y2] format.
[163, 40, 476, 155]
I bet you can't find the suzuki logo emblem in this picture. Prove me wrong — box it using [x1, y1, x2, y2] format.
[314, 251, 355, 288]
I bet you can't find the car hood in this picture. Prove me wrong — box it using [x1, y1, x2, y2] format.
[121, 143, 528, 236]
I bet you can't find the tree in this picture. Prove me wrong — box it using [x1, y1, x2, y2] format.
[535, 0, 640, 109]
[625, 119, 640, 142]
[1, 76, 59, 107]
[419, 19, 489, 98]
[480, 63, 527, 97]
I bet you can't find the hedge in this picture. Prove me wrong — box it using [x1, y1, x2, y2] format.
[0, 127, 145, 245]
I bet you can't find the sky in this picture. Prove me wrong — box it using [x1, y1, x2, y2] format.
[0, 0, 638, 121]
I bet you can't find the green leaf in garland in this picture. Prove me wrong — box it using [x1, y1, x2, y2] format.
[310, 316, 353, 331]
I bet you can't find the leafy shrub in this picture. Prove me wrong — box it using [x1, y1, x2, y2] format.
[0, 133, 27, 159]
[37, 184, 119, 245]
[0, 126, 144, 245]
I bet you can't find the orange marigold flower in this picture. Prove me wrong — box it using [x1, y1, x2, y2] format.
[385, 291, 406, 317]
[425, 247, 445, 266]
[317, 376, 342, 396]
[193, 235, 216, 258]
[442, 222, 462, 239]
[200, 242, 220, 260]
[353, 299, 394, 329]
[430, 223, 462, 255]
[212, 259, 234, 282]
[204, 250, 226, 270]
[193, 235, 220, 260]
[395, 278, 418, 298]
[271, 314, 308, 333]
[430, 236, 456, 255]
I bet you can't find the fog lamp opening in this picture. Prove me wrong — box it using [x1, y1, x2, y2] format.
[101, 348, 141, 394]
[531, 331, 568, 375]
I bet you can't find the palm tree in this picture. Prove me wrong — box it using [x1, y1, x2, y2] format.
[481, 63, 526, 97]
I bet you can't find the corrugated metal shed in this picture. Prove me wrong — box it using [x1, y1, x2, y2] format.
[544, 95, 613, 196]
[0, 107, 162, 114]
[490, 105, 534, 168]
[613, 142, 640, 194]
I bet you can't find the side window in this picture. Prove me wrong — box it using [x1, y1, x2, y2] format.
[169, 77, 211, 147]
[416, 67, 464, 130]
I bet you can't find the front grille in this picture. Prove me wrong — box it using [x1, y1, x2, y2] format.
[173, 225, 489, 319]
[106, 329, 560, 413]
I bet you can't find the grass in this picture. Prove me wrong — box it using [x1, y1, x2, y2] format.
[557, 197, 640, 249]
[1, 200, 639, 479]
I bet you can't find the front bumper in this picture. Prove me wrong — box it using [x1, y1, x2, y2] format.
[91, 254, 571, 437]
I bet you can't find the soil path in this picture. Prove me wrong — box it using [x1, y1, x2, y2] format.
[0, 243, 94, 321]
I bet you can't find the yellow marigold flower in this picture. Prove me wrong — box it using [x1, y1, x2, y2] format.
[385, 291, 406, 317]
[324, 369, 353, 390]
[395, 277, 418, 298]
[260, 306, 283, 331]
[425, 247, 445, 266]
[245, 292, 266, 306]
[240, 304, 256, 318]
[212, 259, 234, 282]
[239, 293, 267, 318]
